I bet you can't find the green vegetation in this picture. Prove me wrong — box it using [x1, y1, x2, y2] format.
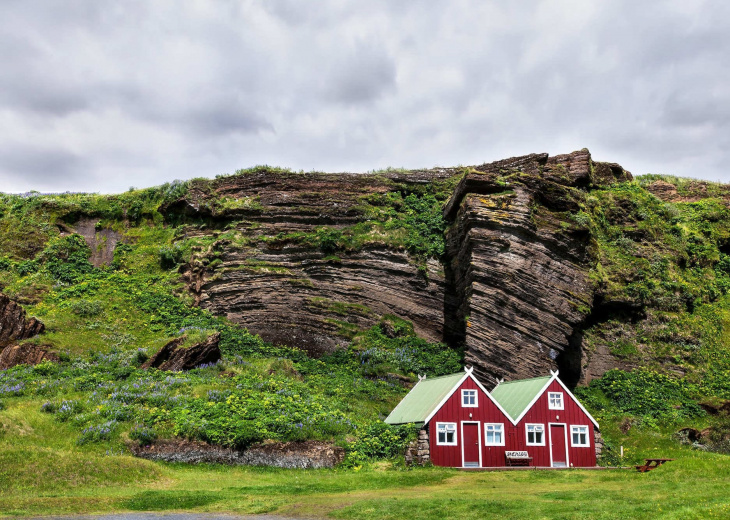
[2, 170, 730, 517]
[1, 405, 729, 519]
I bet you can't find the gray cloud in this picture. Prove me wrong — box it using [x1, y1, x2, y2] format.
[0, 145, 86, 184]
[0, 0, 728, 193]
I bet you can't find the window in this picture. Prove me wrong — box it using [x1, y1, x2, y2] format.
[548, 392, 564, 410]
[526, 424, 545, 446]
[436, 422, 457, 445]
[484, 423, 505, 446]
[571, 425, 590, 447]
[462, 389, 478, 407]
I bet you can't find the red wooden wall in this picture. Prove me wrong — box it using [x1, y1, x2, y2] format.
[512, 379, 596, 467]
[429, 376, 513, 468]
[427, 377, 597, 468]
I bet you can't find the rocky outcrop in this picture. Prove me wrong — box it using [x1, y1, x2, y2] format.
[131, 439, 344, 468]
[444, 150, 631, 386]
[167, 168, 457, 356]
[142, 333, 221, 371]
[0, 343, 58, 370]
[195, 249, 444, 356]
[71, 218, 123, 267]
[0, 294, 45, 348]
[163, 150, 632, 386]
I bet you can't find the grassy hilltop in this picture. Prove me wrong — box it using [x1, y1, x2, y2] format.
[1, 168, 730, 518]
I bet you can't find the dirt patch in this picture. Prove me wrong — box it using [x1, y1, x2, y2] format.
[130, 439, 344, 469]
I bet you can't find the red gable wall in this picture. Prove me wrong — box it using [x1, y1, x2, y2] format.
[427, 377, 596, 468]
[428, 376, 512, 468]
[512, 379, 596, 467]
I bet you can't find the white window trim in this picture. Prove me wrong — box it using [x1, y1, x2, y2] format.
[570, 425, 590, 447]
[484, 423, 505, 446]
[548, 392, 564, 410]
[461, 389, 478, 408]
[435, 422, 458, 446]
[525, 423, 546, 446]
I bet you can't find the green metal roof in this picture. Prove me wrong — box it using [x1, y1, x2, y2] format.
[490, 375, 552, 422]
[384, 372, 466, 425]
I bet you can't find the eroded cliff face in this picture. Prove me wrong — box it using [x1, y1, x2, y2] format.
[167, 169, 456, 355]
[443, 151, 631, 385]
[163, 150, 631, 385]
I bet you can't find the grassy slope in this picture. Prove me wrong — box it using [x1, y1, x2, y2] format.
[2, 172, 730, 518]
[1, 402, 728, 519]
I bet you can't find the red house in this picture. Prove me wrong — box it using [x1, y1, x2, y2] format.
[385, 368, 599, 468]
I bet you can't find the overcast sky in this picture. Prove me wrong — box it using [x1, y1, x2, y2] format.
[1, 0, 728, 193]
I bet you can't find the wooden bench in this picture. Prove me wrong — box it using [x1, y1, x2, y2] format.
[635, 458, 674, 472]
[505, 451, 533, 467]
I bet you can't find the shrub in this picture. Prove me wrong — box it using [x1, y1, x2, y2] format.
[56, 400, 83, 421]
[77, 421, 117, 444]
[129, 425, 158, 446]
[33, 360, 58, 376]
[69, 299, 103, 317]
[132, 349, 149, 366]
[576, 369, 706, 421]
[40, 401, 57, 413]
[159, 245, 184, 269]
[344, 422, 418, 467]
[16, 260, 39, 276]
[0, 256, 12, 271]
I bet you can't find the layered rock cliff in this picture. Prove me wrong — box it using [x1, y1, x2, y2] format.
[162, 150, 632, 386]
[167, 169, 456, 355]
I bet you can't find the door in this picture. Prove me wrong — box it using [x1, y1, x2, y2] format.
[462, 422, 480, 467]
[550, 424, 567, 467]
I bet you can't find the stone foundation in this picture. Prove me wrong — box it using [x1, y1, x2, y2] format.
[405, 426, 430, 466]
[594, 429, 604, 460]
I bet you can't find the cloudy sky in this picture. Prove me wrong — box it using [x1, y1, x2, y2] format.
[1, 0, 728, 193]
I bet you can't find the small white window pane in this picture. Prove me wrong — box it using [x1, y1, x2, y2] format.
[462, 390, 477, 407]
[436, 423, 457, 446]
[571, 426, 589, 447]
[548, 392, 564, 410]
[526, 424, 545, 445]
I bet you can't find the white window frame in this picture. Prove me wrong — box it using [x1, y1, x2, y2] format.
[436, 422, 458, 446]
[570, 425, 590, 447]
[548, 392, 564, 410]
[484, 423, 505, 446]
[461, 389, 478, 408]
[526, 423, 546, 446]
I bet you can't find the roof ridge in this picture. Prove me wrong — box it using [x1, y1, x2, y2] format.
[496, 375, 551, 386]
[421, 371, 464, 381]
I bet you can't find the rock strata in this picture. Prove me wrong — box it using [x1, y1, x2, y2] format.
[163, 150, 633, 386]
[0, 343, 58, 370]
[142, 333, 222, 371]
[444, 150, 631, 385]
[0, 294, 45, 348]
[165, 168, 456, 356]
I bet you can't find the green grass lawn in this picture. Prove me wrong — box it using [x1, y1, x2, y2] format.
[1, 402, 729, 520]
